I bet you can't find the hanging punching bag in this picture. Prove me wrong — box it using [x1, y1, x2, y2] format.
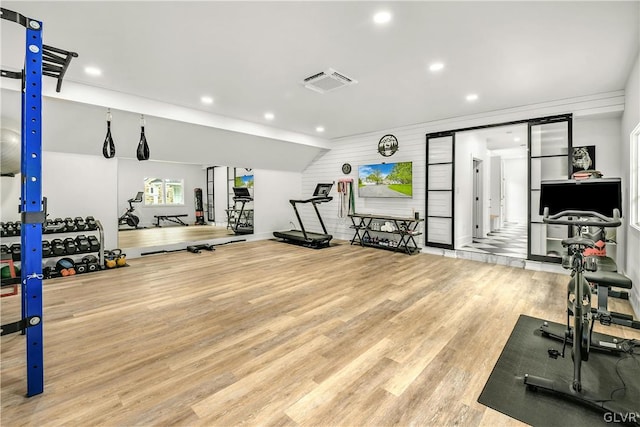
[137, 114, 150, 161]
[102, 109, 115, 158]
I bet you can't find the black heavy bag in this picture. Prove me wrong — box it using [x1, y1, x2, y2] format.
[194, 188, 205, 225]
[103, 110, 116, 159]
[136, 115, 150, 161]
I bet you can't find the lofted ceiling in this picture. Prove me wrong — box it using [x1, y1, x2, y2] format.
[1, 1, 639, 164]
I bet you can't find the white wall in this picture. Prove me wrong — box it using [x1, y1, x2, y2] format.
[1, 175, 21, 221]
[490, 156, 502, 219]
[573, 117, 622, 177]
[253, 169, 302, 239]
[41, 152, 118, 249]
[306, 92, 627, 255]
[302, 129, 425, 243]
[621, 52, 640, 317]
[117, 159, 207, 229]
[502, 157, 528, 224]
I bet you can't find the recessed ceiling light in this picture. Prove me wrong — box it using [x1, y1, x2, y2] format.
[373, 11, 391, 24]
[200, 96, 214, 105]
[264, 112, 274, 120]
[84, 66, 102, 76]
[316, 126, 325, 133]
[429, 62, 444, 72]
[514, 137, 521, 142]
[466, 93, 479, 102]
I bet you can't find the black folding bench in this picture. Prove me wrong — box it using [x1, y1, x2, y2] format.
[153, 214, 189, 227]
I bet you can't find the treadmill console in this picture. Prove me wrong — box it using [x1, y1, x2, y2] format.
[313, 183, 333, 197]
[233, 187, 253, 201]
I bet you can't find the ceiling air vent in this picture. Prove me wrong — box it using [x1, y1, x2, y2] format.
[302, 68, 358, 94]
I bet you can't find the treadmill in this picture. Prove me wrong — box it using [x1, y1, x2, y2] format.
[273, 183, 334, 248]
[231, 187, 253, 235]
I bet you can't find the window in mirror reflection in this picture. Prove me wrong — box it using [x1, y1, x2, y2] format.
[144, 177, 184, 205]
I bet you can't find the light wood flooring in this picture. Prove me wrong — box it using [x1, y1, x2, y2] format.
[118, 225, 235, 249]
[1, 240, 639, 426]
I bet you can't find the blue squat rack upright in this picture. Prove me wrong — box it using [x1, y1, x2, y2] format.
[0, 8, 77, 397]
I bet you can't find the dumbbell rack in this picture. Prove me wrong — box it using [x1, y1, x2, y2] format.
[1, 218, 105, 279]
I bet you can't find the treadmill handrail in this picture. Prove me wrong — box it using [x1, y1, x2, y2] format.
[233, 196, 253, 203]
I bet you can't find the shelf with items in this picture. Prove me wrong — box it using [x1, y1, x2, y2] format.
[348, 213, 423, 255]
[0, 216, 105, 279]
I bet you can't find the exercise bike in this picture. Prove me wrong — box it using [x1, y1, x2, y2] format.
[524, 178, 639, 422]
[118, 191, 143, 228]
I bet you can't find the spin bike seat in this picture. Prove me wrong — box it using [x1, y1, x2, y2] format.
[561, 237, 595, 248]
[584, 270, 633, 289]
[128, 191, 144, 203]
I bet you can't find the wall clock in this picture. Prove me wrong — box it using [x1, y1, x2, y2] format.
[342, 163, 352, 174]
[378, 134, 398, 157]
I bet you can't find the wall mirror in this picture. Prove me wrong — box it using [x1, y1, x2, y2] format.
[116, 163, 254, 251]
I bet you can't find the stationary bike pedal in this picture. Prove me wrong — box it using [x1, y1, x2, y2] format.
[548, 348, 561, 359]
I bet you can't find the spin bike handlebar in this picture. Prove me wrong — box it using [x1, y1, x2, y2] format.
[542, 207, 621, 228]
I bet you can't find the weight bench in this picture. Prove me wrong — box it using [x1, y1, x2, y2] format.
[584, 269, 640, 330]
[153, 214, 189, 227]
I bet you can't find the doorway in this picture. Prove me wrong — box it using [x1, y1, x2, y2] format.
[425, 114, 572, 262]
[458, 124, 528, 258]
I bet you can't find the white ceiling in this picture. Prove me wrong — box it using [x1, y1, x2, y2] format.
[1, 1, 638, 161]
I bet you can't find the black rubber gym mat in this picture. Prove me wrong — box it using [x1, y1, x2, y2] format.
[478, 314, 640, 426]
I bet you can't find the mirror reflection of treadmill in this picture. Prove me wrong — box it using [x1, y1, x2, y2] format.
[231, 187, 253, 235]
[273, 183, 334, 248]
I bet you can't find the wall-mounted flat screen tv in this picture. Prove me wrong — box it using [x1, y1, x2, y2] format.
[358, 162, 412, 198]
[235, 174, 254, 188]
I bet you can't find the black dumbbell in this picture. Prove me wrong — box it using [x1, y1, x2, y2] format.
[0, 244, 10, 256]
[51, 239, 65, 256]
[82, 255, 99, 272]
[74, 217, 87, 231]
[63, 237, 77, 254]
[86, 216, 97, 230]
[75, 262, 88, 274]
[87, 235, 100, 252]
[64, 218, 76, 232]
[42, 240, 52, 257]
[15, 221, 21, 235]
[5, 222, 16, 236]
[10, 243, 21, 261]
[75, 235, 90, 252]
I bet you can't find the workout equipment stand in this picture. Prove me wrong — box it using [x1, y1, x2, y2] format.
[0, 8, 77, 397]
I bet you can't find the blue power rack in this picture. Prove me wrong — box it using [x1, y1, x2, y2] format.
[1, 7, 77, 397]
